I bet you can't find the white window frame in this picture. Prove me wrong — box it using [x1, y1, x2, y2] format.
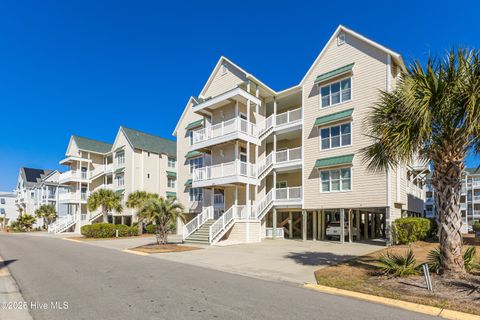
[116, 151, 125, 166]
[167, 177, 176, 189]
[276, 181, 288, 189]
[189, 157, 203, 174]
[189, 187, 203, 202]
[116, 174, 125, 187]
[319, 167, 352, 193]
[168, 157, 176, 168]
[319, 122, 352, 151]
[320, 77, 352, 109]
[0, 198, 4, 204]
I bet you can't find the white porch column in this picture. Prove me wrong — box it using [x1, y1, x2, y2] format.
[211, 187, 214, 209]
[235, 185, 238, 206]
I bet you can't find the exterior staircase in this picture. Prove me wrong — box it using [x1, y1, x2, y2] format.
[184, 219, 215, 244]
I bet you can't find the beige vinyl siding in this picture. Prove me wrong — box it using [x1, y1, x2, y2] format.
[202, 60, 248, 98]
[302, 32, 390, 209]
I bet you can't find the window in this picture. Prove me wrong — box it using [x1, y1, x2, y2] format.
[320, 168, 351, 192]
[116, 151, 125, 166]
[320, 123, 351, 150]
[0, 198, 4, 204]
[116, 174, 125, 187]
[189, 188, 203, 202]
[147, 152, 151, 157]
[168, 177, 176, 188]
[189, 157, 203, 174]
[276, 181, 287, 189]
[0, 208, 4, 214]
[321, 78, 351, 108]
[189, 131, 194, 145]
[31, 192, 34, 199]
[168, 157, 176, 168]
[239, 147, 247, 162]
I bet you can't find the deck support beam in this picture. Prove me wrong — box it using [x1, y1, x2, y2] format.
[321, 209, 325, 240]
[340, 209, 345, 244]
[348, 209, 353, 243]
[272, 207, 277, 240]
[288, 211, 293, 239]
[302, 210, 307, 241]
[356, 209, 361, 241]
[313, 210, 317, 241]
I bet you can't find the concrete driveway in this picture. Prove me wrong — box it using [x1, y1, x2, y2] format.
[152, 239, 383, 284]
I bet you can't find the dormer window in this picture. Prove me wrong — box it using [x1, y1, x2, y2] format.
[337, 33, 346, 46]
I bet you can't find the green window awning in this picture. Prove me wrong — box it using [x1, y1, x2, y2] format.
[185, 150, 203, 159]
[314, 63, 355, 84]
[184, 179, 192, 186]
[114, 167, 125, 174]
[166, 191, 177, 198]
[167, 171, 177, 178]
[114, 146, 125, 153]
[185, 119, 204, 130]
[315, 108, 354, 126]
[115, 189, 125, 194]
[315, 154, 354, 169]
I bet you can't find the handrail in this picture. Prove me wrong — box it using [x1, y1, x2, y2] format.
[191, 118, 257, 145]
[256, 153, 273, 177]
[209, 206, 235, 244]
[258, 107, 302, 138]
[183, 207, 213, 239]
[193, 160, 256, 182]
[255, 190, 274, 219]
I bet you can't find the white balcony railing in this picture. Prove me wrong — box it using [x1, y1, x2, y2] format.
[193, 160, 256, 183]
[258, 107, 302, 136]
[89, 163, 114, 178]
[473, 195, 480, 202]
[265, 227, 285, 239]
[460, 203, 467, 210]
[59, 170, 88, 182]
[472, 210, 480, 216]
[256, 147, 302, 177]
[191, 118, 257, 146]
[275, 187, 302, 202]
[58, 192, 89, 202]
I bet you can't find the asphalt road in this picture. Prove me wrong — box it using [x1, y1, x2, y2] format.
[0, 233, 437, 320]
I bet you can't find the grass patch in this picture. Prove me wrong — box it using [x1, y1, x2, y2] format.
[130, 244, 202, 254]
[314, 238, 480, 316]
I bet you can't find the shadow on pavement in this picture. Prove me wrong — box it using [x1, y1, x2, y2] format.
[284, 252, 356, 266]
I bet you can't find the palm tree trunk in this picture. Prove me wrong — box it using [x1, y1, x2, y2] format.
[103, 210, 108, 223]
[137, 221, 143, 235]
[432, 152, 465, 277]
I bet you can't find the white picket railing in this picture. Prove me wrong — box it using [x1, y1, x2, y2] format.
[275, 147, 302, 164]
[275, 187, 302, 202]
[191, 118, 257, 146]
[59, 170, 88, 182]
[89, 163, 114, 178]
[183, 207, 213, 240]
[193, 160, 256, 182]
[265, 227, 285, 238]
[258, 108, 302, 137]
[255, 190, 274, 219]
[47, 213, 78, 234]
[256, 153, 274, 177]
[209, 206, 235, 244]
[58, 192, 89, 202]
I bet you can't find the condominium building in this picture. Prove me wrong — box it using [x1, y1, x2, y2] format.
[174, 25, 425, 245]
[49, 126, 176, 233]
[0, 192, 18, 226]
[425, 168, 480, 232]
[15, 167, 68, 227]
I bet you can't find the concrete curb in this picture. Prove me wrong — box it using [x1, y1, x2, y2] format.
[304, 284, 480, 320]
[122, 249, 149, 256]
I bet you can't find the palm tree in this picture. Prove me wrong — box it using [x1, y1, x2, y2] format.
[362, 49, 480, 277]
[87, 189, 123, 223]
[137, 195, 185, 245]
[34, 204, 57, 228]
[126, 191, 158, 234]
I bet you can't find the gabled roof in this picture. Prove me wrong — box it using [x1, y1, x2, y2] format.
[300, 25, 405, 86]
[72, 135, 113, 154]
[20, 167, 55, 188]
[172, 96, 198, 137]
[121, 127, 176, 157]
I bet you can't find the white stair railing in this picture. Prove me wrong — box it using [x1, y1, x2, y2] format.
[209, 206, 235, 244]
[255, 190, 274, 220]
[258, 114, 275, 137]
[47, 213, 78, 234]
[183, 207, 213, 240]
[256, 153, 274, 177]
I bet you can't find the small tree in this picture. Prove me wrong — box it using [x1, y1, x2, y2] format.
[35, 204, 57, 228]
[87, 189, 123, 223]
[137, 196, 185, 245]
[126, 191, 158, 234]
[16, 214, 36, 231]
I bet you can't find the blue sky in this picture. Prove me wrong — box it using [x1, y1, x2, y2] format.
[0, 0, 479, 191]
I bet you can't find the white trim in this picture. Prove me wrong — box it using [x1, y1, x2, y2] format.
[318, 121, 352, 151]
[300, 25, 405, 86]
[319, 167, 353, 193]
[319, 77, 352, 109]
[172, 97, 198, 136]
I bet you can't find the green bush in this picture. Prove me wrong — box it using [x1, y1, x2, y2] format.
[472, 221, 480, 232]
[392, 217, 431, 245]
[145, 224, 156, 234]
[81, 223, 138, 238]
[427, 246, 480, 273]
[427, 217, 438, 239]
[377, 248, 419, 277]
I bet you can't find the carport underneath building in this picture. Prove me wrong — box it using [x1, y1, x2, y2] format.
[267, 207, 388, 243]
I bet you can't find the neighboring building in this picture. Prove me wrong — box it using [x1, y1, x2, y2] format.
[174, 25, 425, 245]
[49, 126, 176, 233]
[15, 167, 67, 227]
[0, 192, 18, 226]
[425, 168, 480, 232]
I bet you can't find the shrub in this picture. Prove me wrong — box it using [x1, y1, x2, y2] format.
[472, 221, 480, 232]
[81, 223, 138, 238]
[145, 224, 156, 234]
[427, 246, 479, 273]
[427, 217, 439, 239]
[377, 248, 419, 277]
[392, 217, 431, 244]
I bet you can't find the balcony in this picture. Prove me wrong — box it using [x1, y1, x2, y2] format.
[58, 192, 89, 203]
[191, 118, 258, 150]
[460, 203, 467, 210]
[192, 87, 261, 115]
[59, 170, 89, 183]
[257, 147, 302, 178]
[258, 107, 302, 138]
[192, 160, 257, 188]
[473, 195, 480, 202]
[274, 187, 302, 207]
[90, 163, 114, 179]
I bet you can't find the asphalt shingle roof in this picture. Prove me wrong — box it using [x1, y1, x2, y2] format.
[21, 167, 53, 188]
[121, 127, 176, 157]
[72, 135, 113, 154]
